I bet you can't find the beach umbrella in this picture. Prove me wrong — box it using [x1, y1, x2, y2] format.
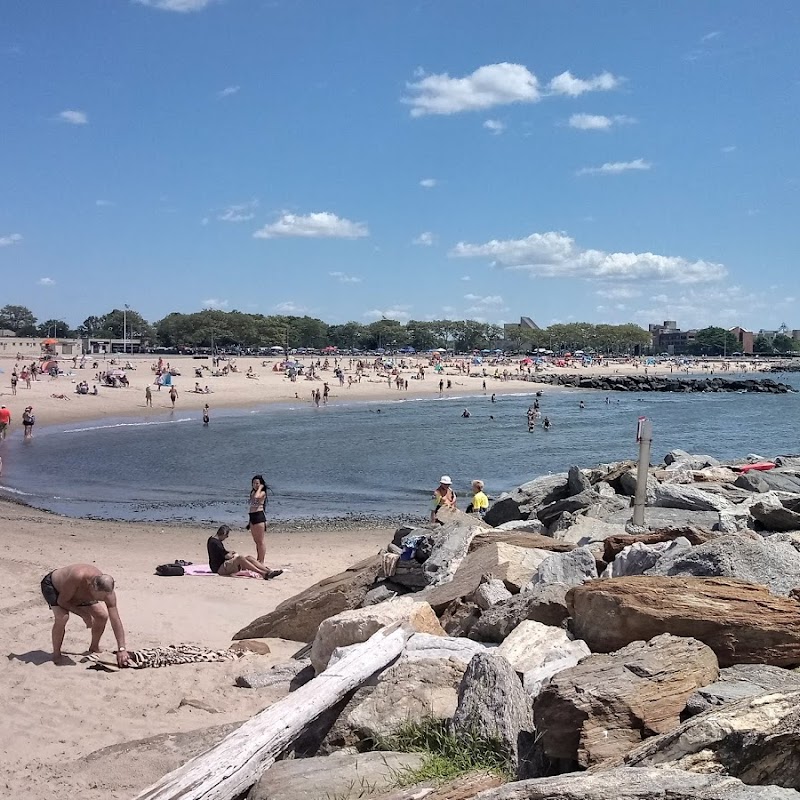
[41, 359, 59, 371]
[43, 338, 58, 345]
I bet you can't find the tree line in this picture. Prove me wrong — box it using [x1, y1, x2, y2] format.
[4, 303, 795, 355]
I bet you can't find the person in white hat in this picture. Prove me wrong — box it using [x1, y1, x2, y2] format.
[430, 475, 457, 524]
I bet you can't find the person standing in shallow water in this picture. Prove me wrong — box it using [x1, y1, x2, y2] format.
[202, 404, 210, 425]
[248, 475, 268, 563]
[145, 385, 152, 407]
[169, 385, 178, 409]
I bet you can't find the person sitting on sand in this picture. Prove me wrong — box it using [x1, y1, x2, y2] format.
[40, 564, 130, 666]
[206, 525, 282, 580]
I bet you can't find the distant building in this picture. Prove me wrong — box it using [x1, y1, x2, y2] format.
[0, 336, 81, 357]
[648, 321, 697, 354]
[81, 337, 144, 355]
[502, 316, 542, 350]
[729, 326, 754, 354]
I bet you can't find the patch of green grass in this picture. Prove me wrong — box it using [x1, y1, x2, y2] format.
[372, 717, 514, 786]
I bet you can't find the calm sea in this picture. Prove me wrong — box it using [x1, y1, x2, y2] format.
[0, 381, 798, 525]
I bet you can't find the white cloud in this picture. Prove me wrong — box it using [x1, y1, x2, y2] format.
[548, 70, 620, 97]
[217, 85, 240, 98]
[412, 231, 436, 246]
[133, 0, 218, 11]
[403, 63, 540, 116]
[701, 31, 721, 42]
[596, 286, 642, 300]
[483, 118, 506, 134]
[363, 306, 411, 322]
[201, 217, 209, 226]
[253, 211, 368, 239]
[218, 200, 258, 223]
[450, 230, 726, 284]
[464, 293, 505, 306]
[57, 109, 88, 125]
[419, 178, 438, 188]
[95, 199, 115, 207]
[461, 275, 471, 281]
[329, 271, 362, 283]
[0, 233, 22, 247]
[274, 301, 308, 314]
[568, 113, 635, 131]
[721, 145, 736, 153]
[202, 297, 229, 309]
[633, 285, 763, 329]
[576, 158, 651, 176]
[38, 277, 55, 286]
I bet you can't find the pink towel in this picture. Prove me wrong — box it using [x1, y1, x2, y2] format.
[183, 564, 263, 579]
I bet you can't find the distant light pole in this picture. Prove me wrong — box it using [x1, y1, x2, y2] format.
[123, 304, 130, 357]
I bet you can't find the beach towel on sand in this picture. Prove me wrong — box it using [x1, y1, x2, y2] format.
[87, 644, 245, 671]
[183, 563, 262, 579]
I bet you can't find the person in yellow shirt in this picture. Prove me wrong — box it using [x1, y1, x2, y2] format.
[468, 480, 489, 517]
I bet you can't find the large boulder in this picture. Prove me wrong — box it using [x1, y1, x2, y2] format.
[603, 528, 716, 561]
[664, 450, 720, 470]
[537, 490, 598, 527]
[469, 583, 571, 643]
[685, 663, 800, 717]
[646, 533, 800, 596]
[605, 507, 722, 530]
[475, 767, 800, 799]
[750, 493, 800, 532]
[322, 658, 467, 750]
[602, 538, 691, 578]
[403, 632, 491, 665]
[734, 472, 771, 493]
[233, 554, 383, 642]
[251, 751, 425, 800]
[484, 473, 569, 527]
[310, 597, 445, 673]
[622, 690, 800, 790]
[760, 471, 800, 494]
[567, 465, 592, 496]
[534, 634, 718, 767]
[453, 653, 535, 776]
[469, 530, 573, 553]
[568, 577, 800, 666]
[421, 543, 555, 612]
[651, 484, 731, 512]
[421, 513, 488, 586]
[551, 516, 628, 546]
[528, 546, 597, 588]
[496, 620, 589, 697]
[473, 577, 513, 609]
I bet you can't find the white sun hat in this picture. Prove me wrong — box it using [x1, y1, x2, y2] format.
[439, 475, 452, 485]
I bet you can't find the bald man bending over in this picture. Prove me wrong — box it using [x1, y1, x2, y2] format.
[40, 564, 130, 666]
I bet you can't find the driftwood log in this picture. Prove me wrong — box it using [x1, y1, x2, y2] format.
[134, 623, 411, 800]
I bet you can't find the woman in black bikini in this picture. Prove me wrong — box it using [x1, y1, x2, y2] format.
[249, 475, 268, 563]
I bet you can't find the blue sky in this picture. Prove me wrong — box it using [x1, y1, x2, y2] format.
[2, 0, 799, 332]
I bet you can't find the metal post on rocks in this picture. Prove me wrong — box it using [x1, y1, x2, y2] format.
[632, 416, 653, 527]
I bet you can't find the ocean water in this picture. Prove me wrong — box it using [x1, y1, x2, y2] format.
[0, 383, 798, 524]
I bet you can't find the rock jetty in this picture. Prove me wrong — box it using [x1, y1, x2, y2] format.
[521, 373, 794, 393]
[138, 449, 800, 800]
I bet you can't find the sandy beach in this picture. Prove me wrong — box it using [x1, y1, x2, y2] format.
[0, 353, 769, 431]
[0, 498, 390, 799]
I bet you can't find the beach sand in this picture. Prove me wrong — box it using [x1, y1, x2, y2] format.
[0, 499, 390, 799]
[0, 352, 767, 431]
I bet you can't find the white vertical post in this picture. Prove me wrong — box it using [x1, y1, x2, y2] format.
[632, 417, 653, 527]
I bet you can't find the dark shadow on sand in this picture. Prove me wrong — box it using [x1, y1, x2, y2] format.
[7, 650, 75, 665]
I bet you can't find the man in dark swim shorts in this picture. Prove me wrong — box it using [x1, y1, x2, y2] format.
[40, 564, 130, 666]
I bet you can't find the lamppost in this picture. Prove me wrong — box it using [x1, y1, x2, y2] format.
[123, 304, 130, 357]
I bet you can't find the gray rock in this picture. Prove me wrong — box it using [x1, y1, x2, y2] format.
[567, 465, 592, 496]
[422, 516, 486, 586]
[751, 493, 800, 532]
[552, 516, 628, 546]
[484, 496, 526, 527]
[528, 547, 597, 588]
[250, 751, 425, 800]
[547, 511, 578, 536]
[534, 634, 719, 767]
[775, 456, 800, 469]
[493, 519, 546, 533]
[390, 559, 429, 591]
[537, 490, 597, 526]
[664, 448, 692, 465]
[322, 658, 467, 751]
[453, 652, 535, 776]
[469, 583, 570, 643]
[485, 473, 570, 527]
[619, 469, 659, 499]
[605, 507, 722, 530]
[602, 537, 692, 579]
[652, 484, 731, 512]
[623, 690, 800, 790]
[761, 472, 800, 494]
[403, 632, 491, 665]
[734, 472, 771, 493]
[664, 450, 720, 470]
[476, 767, 800, 799]
[684, 663, 800, 716]
[646, 533, 800, 596]
[474, 577, 513, 609]
[361, 583, 400, 606]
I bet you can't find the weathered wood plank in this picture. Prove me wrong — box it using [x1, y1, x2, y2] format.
[134, 623, 410, 800]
